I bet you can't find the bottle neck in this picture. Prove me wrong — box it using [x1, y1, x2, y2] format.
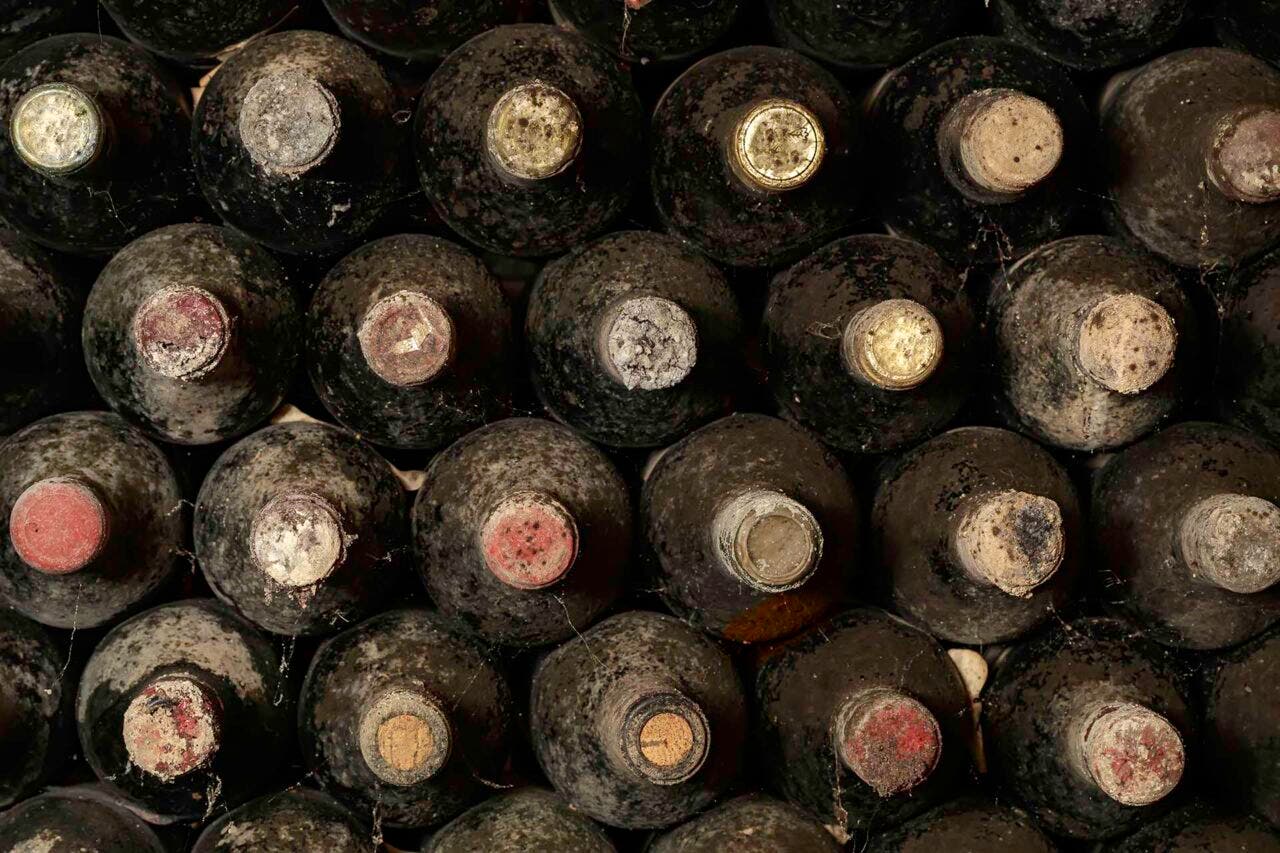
[724, 98, 827, 194]
[357, 687, 452, 786]
[1072, 293, 1177, 395]
[594, 294, 699, 392]
[486, 80, 583, 184]
[1205, 106, 1280, 204]
[10, 82, 111, 179]
[1067, 699, 1184, 806]
[950, 489, 1064, 597]
[938, 88, 1063, 202]
[250, 492, 348, 588]
[358, 290, 455, 387]
[598, 675, 710, 786]
[710, 489, 823, 593]
[841, 298, 944, 391]
[9, 476, 110, 575]
[121, 674, 223, 782]
[831, 687, 942, 797]
[239, 70, 341, 176]
[131, 285, 234, 382]
[478, 490, 578, 590]
[1175, 493, 1280, 594]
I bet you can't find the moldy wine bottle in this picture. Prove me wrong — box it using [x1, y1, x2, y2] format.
[195, 421, 407, 637]
[1204, 628, 1279, 828]
[77, 599, 290, 819]
[1108, 802, 1279, 852]
[300, 609, 517, 829]
[1102, 48, 1280, 268]
[415, 24, 643, 258]
[83, 223, 300, 446]
[1217, 0, 1280, 69]
[527, 230, 743, 449]
[991, 0, 1188, 70]
[983, 617, 1192, 841]
[642, 414, 859, 643]
[765, 0, 962, 69]
[865, 797, 1057, 852]
[193, 31, 404, 257]
[651, 46, 859, 269]
[194, 788, 371, 853]
[324, 0, 524, 64]
[650, 794, 840, 853]
[0, 411, 184, 629]
[550, 0, 739, 63]
[0, 610, 68, 807]
[755, 608, 973, 834]
[426, 788, 616, 853]
[100, 0, 297, 65]
[0, 34, 194, 256]
[988, 235, 1197, 452]
[1218, 247, 1280, 444]
[412, 418, 631, 648]
[0, 789, 164, 852]
[873, 426, 1082, 645]
[0, 1, 92, 59]
[763, 234, 975, 454]
[1092, 421, 1280, 650]
[307, 234, 513, 452]
[531, 611, 747, 830]
[867, 36, 1091, 265]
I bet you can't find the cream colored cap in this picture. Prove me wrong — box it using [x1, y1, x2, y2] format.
[10, 83, 104, 175]
[731, 99, 826, 192]
[1178, 493, 1280, 594]
[486, 81, 583, 182]
[954, 89, 1063, 195]
[953, 490, 1065, 597]
[1076, 293, 1177, 395]
[842, 299, 944, 391]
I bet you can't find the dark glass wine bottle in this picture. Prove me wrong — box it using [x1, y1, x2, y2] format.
[307, 234, 513, 451]
[100, 0, 297, 65]
[866, 36, 1091, 265]
[426, 788, 616, 853]
[83, 223, 301, 446]
[412, 418, 630, 647]
[300, 609, 517, 829]
[1218, 247, 1280, 443]
[1217, 0, 1280, 69]
[988, 235, 1198, 452]
[0, 411, 183, 629]
[1102, 48, 1280, 268]
[983, 617, 1193, 841]
[755, 608, 973, 834]
[765, 0, 962, 69]
[77, 599, 290, 819]
[195, 421, 408, 637]
[0, 1, 92, 59]
[1092, 421, 1280, 650]
[0, 34, 194, 256]
[991, 0, 1188, 70]
[527, 230, 742, 448]
[550, 0, 739, 63]
[642, 414, 859, 643]
[0, 610, 68, 807]
[193, 30, 405, 256]
[0, 789, 164, 852]
[651, 46, 859, 269]
[650, 794, 840, 853]
[1204, 628, 1279, 828]
[323, 0, 522, 64]
[194, 787, 370, 853]
[415, 24, 642, 258]
[763, 234, 975, 454]
[531, 611, 747, 830]
[864, 797, 1057, 852]
[1108, 802, 1278, 852]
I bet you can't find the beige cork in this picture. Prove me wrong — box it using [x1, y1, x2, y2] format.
[953, 490, 1064, 598]
[1177, 494, 1280, 594]
[1207, 107, 1280, 204]
[712, 489, 823, 592]
[250, 492, 347, 588]
[121, 676, 221, 782]
[479, 491, 578, 590]
[730, 99, 826, 192]
[1075, 293, 1177, 395]
[358, 689, 451, 786]
[239, 70, 340, 175]
[1076, 702, 1184, 807]
[607, 685, 710, 786]
[10, 83, 105, 176]
[948, 89, 1063, 196]
[842, 299, 944, 391]
[132, 285, 232, 381]
[638, 711, 695, 768]
[9, 477, 109, 575]
[486, 81, 583, 182]
[358, 290, 455, 387]
[598, 295, 698, 391]
[834, 688, 942, 798]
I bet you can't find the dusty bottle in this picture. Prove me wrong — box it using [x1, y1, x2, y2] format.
[324, 0, 524, 64]
[991, 0, 1188, 70]
[415, 24, 643, 258]
[1217, 247, 1280, 443]
[642, 414, 859, 643]
[413, 418, 630, 647]
[0, 789, 164, 852]
[650, 794, 840, 853]
[0, 411, 184, 629]
[551, 0, 739, 63]
[527, 230, 743, 448]
[77, 599, 291, 819]
[193, 31, 404, 256]
[195, 421, 407, 637]
[0, 34, 194, 256]
[1103, 48, 1280, 268]
[755, 608, 973, 833]
[300, 609, 517, 829]
[1217, 0, 1280, 69]
[0, 610, 69, 807]
[988, 235, 1197, 452]
[1092, 421, 1280, 650]
[193, 788, 370, 853]
[1204, 628, 1279, 828]
[426, 788, 616, 853]
[0, 1, 92, 58]
[100, 0, 297, 65]
[983, 617, 1193, 840]
[865, 797, 1057, 852]
[531, 611, 747, 830]
[83, 223, 300, 446]
[867, 36, 1090, 265]
[1109, 802, 1278, 852]
[766, 0, 962, 69]
[763, 234, 975, 454]
[651, 46, 860, 269]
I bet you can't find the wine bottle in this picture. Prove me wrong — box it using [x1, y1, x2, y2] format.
[1108, 802, 1278, 852]
[1204, 628, 1279, 828]
[651, 46, 859, 269]
[0, 1, 92, 59]
[1102, 48, 1280, 268]
[762, 234, 975, 454]
[195, 421, 408, 637]
[307, 234, 513, 451]
[765, 0, 962, 69]
[426, 788, 616, 853]
[641, 413, 859, 643]
[527, 230, 743, 448]
[324, 0, 523, 64]
[991, 0, 1188, 70]
[194, 787, 370, 853]
[755, 608, 973, 833]
[988, 235, 1197, 452]
[0, 411, 184, 629]
[0, 34, 194, 256]
[0, 789, 164, 852]
[650, 794, 840, 853]
[412, 418, 630, 647]
[1092, 421, 1280, 650]
[1218, 247, 1280, 443]
[193, 30, 405, 256]
[550, 0, 739, 63]
[77, 599, 291, 819]
[0, 610, 68, 808]
[300, 609, 517, 829]
[1217, 0, 1280, 69]
[864, 797, 1056, 852]
[873, 426, 1082, 645]
[100, 0, 297, 65]
[531, 611, 747, 830]
[867, 36, 1091, 265]
[0, 229, 82, 435]
[415, 24, 642, 258]
[83, 223, 301, 446]
[983, 617, 1193, 840]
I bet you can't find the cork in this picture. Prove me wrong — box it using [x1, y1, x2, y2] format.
[606, 684, 710, 786]
[10, 82, 105, 176]
[1207, 107, 1280, 204]
[479, 491, 578, 590]
[1075, 293, 1177, 395]
[1076, 702, 1184, 806]
[711, 489, 823, 592]
[1177, 493, 1280, 594]
[834, 688, 942, 798]
[358, 290, 455, 387]
[121, 676, 221, 782]
[486, 81, 583, 182]
[597, 295, 699, 391]
[131, 285, 232, 381]
[250, 492, 347, 588]
[947, 88, 1063, 196]
[239, 70, 340, 175]
[730, 98, 826, 192]
[953, 490, 1065, 598]
[8, 477, 109, 575]
[357, 689, 451, 786]
[842, 299, 944, 391]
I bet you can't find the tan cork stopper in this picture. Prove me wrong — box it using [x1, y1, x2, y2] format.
[132, 285, 232, 381]
[611, 687, 710, 786]
[953, 490, 1065, 598]
[1076, 294, 1177, 395]
[479, 491, 578, 590]
[712, 489, 823, 593]
[730, 99, 826, 192]
[358, 290, 455, 387]
[121, 676, 221, 782]
[239, 70, 340, 174]
[835, 688, 943, 798]
[10, 83, 104, 175]
[1208, 107, 1280, 204]
[842, 299, 944, 391]
[250, 492, 347, 588]
[1177, 494, 1280, 594]
[1077, 702, 1184, 807]
[639, 712, 695, 768]
[598, 296, 698, 391]
[358, 689, 451, 786]
[951, 89, 1063, 195]
[486, 81, 583, 182]
[9, 477, 109, 575]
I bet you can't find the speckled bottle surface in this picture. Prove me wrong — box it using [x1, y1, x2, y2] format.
[425, 787, 617, 853]
[550, 0, 739, 63]
[101, 0, 298, 65]
[650, 793, 840, 853]
[992, 0, 1188, 70]
[0, 610, 69, 808]
[0, 789, 165, 852]
[765, 0, 962, 69]
[192, 787, 371, 853]
[1218, 246, 1280, 444]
